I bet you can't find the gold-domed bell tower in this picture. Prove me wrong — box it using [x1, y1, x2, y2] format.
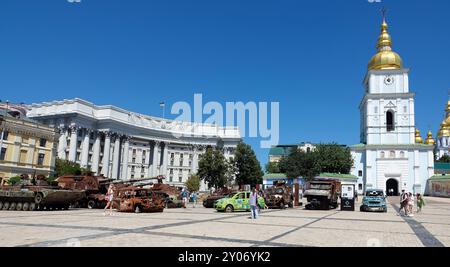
[415, 129, 423, 144]
[425, 131, 436, 145]
[368, 15, 403, 70]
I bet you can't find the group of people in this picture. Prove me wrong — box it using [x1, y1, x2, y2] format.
[181, 188, 198, 208]
[399, 190, 426, 217]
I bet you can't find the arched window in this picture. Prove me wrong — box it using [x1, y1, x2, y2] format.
[400, 151, 405, 158]
[380, 151, 385, 158]
[386, 110, 395, 132]
[390, 151, 396, 158]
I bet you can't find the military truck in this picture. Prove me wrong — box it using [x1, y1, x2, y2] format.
[263, 182, 294, 209]
[304, 178, 341, 210]
[116, 186, 166, 213]
[0, 175, 85, 211]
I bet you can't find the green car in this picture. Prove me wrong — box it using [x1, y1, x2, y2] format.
[215, 191, 266, 212]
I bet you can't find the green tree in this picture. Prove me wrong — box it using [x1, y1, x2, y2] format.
[6, 176, 21, 186]
[197, 147, 228, 189]
[185, 174, 201, 192]
[279, 149, 321, 181]
[265, 162, 280, 173]
[437, 155, 450, 163]
[233, 142, 264, 187]
[315, 144, 354, 174]
[54, 159, 91, 177]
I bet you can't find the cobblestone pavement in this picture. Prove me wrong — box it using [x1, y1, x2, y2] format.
[0, 197, 448, 247]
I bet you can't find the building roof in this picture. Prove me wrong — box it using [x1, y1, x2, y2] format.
[262, 172, 358, 181]
[434, 163, 450, 171]
[429, 175, 450, 180]
[263, 173, 289, 179]
[269, 146, 295, 156]
[317, 173, 359, 180]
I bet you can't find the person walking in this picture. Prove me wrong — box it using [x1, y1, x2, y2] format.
[104, 184, 114, 216]
[191, 191, 198, 208]
[417, 193, 425, 213]
[399, 190, 408, 216]
[181, 188, 189, 209]
[250, 188, 259, 219]
[408, 192, 415, 217]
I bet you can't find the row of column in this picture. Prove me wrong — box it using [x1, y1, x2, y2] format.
[57, 126, 172, 179]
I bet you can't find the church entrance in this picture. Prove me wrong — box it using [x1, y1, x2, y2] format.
[386, 179, 399, 196]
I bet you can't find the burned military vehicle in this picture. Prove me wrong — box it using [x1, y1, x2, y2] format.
[304, 178, 341, 210]
[56, 175, 112, 209]
[117, 186, 166, 213]
[263, 182, 294, 209]
[203, 188, 238, 208]
[0, 175, 85, 211]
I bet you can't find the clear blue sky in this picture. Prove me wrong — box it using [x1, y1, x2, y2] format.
[1, 0, 449, 168]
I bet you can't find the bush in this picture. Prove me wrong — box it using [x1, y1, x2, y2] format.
[7, 176, 21, 186]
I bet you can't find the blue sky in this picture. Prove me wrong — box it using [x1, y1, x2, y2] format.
[1, 0, 449, 168]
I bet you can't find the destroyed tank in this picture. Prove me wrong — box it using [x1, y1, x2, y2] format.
[57, 175, 113, 209]
[0, 176, 85, 211]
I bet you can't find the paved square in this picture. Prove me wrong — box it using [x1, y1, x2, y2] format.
[0, 197, 448, 247]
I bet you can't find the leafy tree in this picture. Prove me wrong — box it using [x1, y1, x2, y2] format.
[54, 159, 91, 177]
[315, 144, 353, 174]
[185, 174, 201, 192]
[6, 176, 21, 186]
[265, 162, 280, 173]
[197, 147, 228, 189]
[437, 155, 450, 163]
[232, 142, 264, 187]
[279, 149, 321, 181]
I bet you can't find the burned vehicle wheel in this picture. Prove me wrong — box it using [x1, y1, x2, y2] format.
[34, 193, 44, 205]
[0, 202, 3, 210]
[2, 202, 10, 210]
[225, 205, 234, 213]
[22, 202, 30, 211]
[29, 203, 36, 211]
[9, 202, 17, 210]
[16, 202, 23, 211]
[279, 201, 285, 209]
[87, 200, 97, 209]
[360, 206, 365, 212]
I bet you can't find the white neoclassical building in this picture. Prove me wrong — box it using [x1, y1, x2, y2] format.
[350, 16, 434, 195]
[26, 98, 241, 188]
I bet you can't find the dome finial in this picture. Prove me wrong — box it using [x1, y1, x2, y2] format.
[368, 8, 403, 70]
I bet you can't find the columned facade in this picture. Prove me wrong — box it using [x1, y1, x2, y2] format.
[26, 98, 241, 189]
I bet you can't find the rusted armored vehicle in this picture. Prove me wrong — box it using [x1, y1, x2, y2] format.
[0, 175, 85, 211]
[57, 175, 114, 209]
[203, 188, 238, 208]
[263, 182, 294, 209]
[304, 178, 341, 210]
[152, 183, 183, 208]
[116, 186, 166, 213]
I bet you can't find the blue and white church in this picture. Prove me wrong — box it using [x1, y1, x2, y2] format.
[350, 15, 435, 196]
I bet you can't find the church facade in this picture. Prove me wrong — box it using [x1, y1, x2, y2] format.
[350, 16, 435, 195]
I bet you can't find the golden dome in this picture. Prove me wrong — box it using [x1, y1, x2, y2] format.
[446, 100, 450, 112]
[439, 123, 450, 137]
[415, 129, 423, 144]
[368, 18, 403, 70]
[425, 131, 436, 145]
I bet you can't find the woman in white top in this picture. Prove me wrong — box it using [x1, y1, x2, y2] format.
[104, 184, 114, 216]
